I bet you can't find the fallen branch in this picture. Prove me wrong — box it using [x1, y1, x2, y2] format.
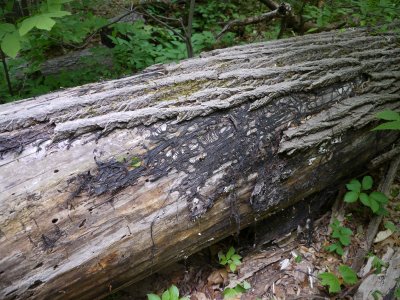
[216, 3, 291, 40]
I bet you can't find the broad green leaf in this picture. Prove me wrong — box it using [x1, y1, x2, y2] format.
[1, 31, 21, 58]
[384, 221, 397, 232]
[359, 194, 371, 207]
[362, 176, 373, 190]
[35, 15, 56, 31]
[376, 110, 400, 121]
[0, 23, 16, 40]
[326, 243, 338, 252]
[229, 263, 236, 272]
[19, 17, 38, 36]
[161, 290, 170, 300]
[319, 272, 341, 293]
[234, 284, 246, 293]
[369, 192, 388, 204]
[372, 121, 400, 131]
[369, 198, 379, 213]
[168, 285, 179, 300]
[335, 243, 344, 255]
[344, 191, 359, 203]
[340, 227, 353, 236]
[339, 234, 351, 246]
[226, 247, 235, 259]
[147, 294, 161, 300]
[346, 180, 361, 193]
[359, 193, 369, 205]
[223, 288, 239, 298]
[339, 265, 358, 285]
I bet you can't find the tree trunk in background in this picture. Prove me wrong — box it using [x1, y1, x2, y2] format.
[0, 28, 399, 300]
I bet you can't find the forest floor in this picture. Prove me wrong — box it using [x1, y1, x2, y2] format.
[111, 174, 400, 300]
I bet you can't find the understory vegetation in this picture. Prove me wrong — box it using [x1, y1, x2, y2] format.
[1, 1, 399, 300]
[1, 0, 400, 103]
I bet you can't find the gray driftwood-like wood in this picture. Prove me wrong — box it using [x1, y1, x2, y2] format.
[0, 28, 399, 300]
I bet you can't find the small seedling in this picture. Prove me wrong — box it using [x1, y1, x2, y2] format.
[147, 285, 189, 300]
[218, 246, 242, 272]
[384, 221, 398, 233]
[344, 176, 389, 214]
[370, 255, 387, 274]
[223, 281, 251, 299]
[326, 219, 352, 256]
[130, 156, 142, 168]
[295, 254, 302, 263]
[319, 265, 358, 294]
[372, 110, 400, 131]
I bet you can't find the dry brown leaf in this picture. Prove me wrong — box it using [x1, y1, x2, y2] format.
[207, 269, 229, 286]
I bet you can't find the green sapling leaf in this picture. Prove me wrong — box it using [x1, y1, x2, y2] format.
[369, 198, 379, 213]
[226, 247, 235, 259]
[147, 294, 161, 300]
[372, 121, 400, 131]
[168, 285, 179, 300]
[369, 192, 388, 204]
[362, 176, 373, 190]
[384, 221, 397, 232]
[319, 272, 341, 293]
[376, 110, 400, 121]
[161, 290, 170, 300]
[339, 265, 358, 285]
[346, 179, 361, 193]
[344, 191, 359, 203]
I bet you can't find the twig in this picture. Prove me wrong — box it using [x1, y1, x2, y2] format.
[351, 155, 400, 272]
[369, 145, 400, 169]
[216, 4, 290, 40]
[185, 0, 195, 58]
[140, 9, 185, 41]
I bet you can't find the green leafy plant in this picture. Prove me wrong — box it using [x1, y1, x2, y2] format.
[384, 221, 398, 233]
[326, 219, 352, 256]
[344, 176, 389, 214]
[370, 255, 387, 274]
[373, 110, 400, 131]
[223, 281, 251, 299]
[147, 285, 189, 300]
[0, 0, 71, 58]
[319, 265, 358, 293]
[218, 246, 242, 272]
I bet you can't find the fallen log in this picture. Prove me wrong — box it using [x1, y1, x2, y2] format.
[0, 27, 399, 300]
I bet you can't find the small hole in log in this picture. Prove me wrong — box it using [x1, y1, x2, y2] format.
[53, 265, 58, 270]
[54, 169, 59, 173]
[78, 219, 86, 228]
[28, 280, 43, 290]
[52, 218, 58, 224]
[34, 262, 43, 269]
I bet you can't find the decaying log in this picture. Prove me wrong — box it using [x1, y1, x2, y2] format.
[0, 28, 399, 300]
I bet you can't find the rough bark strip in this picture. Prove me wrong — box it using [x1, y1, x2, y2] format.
[0, 28, 399, 300]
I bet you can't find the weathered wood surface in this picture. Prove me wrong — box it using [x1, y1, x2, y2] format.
[0, 28, 399, 300]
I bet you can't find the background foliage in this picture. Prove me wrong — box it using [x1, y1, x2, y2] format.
[0, 0, 399, 103]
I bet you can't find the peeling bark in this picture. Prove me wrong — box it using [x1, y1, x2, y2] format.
[0, 28, 399, 300]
